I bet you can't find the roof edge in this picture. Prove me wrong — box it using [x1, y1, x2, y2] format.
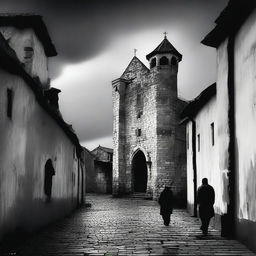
[201, 1, 256, 48]
[181, 83, 216, 119]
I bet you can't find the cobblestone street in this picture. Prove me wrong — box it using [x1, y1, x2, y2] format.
[0, 194, 255, 256]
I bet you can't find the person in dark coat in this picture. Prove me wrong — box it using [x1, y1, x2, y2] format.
[158, 186, 174, 226]
[197, 178, 215, 235]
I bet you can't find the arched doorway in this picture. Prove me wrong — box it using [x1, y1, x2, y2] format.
[132, 150, 147, 192]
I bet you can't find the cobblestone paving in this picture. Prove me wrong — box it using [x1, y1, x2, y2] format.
[0, 194, 255, 256]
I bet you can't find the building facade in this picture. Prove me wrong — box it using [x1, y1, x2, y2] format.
[86, 146, 113, 194]
[112, 36, 187, 201]
[0, 14, 84, 239]
[182, 0, 256, 251]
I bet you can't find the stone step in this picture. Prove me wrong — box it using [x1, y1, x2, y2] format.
[128, 192, 153, 200]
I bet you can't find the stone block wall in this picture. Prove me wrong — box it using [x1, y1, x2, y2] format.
[112, 56, 186, 201]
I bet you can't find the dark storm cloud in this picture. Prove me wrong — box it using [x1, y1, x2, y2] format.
[0, 0, 226, 77]
[0, 0, 228, 146]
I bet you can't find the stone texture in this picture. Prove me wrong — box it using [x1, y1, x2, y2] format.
[112, 40, 187, 201]
[1, 194, 255, 256]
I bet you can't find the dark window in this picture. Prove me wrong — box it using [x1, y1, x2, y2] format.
[44, 159, 55, 202]
[136, 128, 142, 137]
[137, 94, 142, 106]
[150, 58, 156, 68]
[7, 88, 13, 119]
[211, 122, 215, 146]
[160, 56, 169, 65]
[171, 57, 177, 65]
[197, 134, 200, 152]
[24, 46, 34, 60]
[137, 110, 143, 119]
[108, 153, 113, 162]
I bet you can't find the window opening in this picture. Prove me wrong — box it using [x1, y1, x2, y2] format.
[160, 56, 169, 65]
[150, 58, 156, 68]
[211, 122, 215, 146]
[24, 46, 34, 60]
[7, 88, 13, 119]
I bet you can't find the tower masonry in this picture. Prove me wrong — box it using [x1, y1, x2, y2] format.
[112, 36, 187, 202]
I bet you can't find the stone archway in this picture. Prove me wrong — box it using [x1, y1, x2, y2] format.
[132, 150, 147, 192]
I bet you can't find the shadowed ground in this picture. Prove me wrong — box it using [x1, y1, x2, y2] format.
[0, 194, 255, 256]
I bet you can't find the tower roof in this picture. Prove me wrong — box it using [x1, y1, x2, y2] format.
[146, 37, 182, 61]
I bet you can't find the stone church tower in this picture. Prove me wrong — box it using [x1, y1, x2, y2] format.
[112, 36, 187, 201]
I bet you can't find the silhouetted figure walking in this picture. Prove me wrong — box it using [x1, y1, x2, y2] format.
[197, 178, 215, 235]
[158, 186, 173, 226]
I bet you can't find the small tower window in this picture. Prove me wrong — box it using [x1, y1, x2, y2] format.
[24, 46, 34, 60]
[7, 88, 13, 119]
[137, 110, 143, 119]
[150, 58, 156, 68]
[136, 128, 142, 137]
[171, 57, 177, 65]
[160, 56, 169, 65]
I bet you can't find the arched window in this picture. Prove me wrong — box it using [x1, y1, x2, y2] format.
[160, 56, 169, 65]
[150, 58, 156, 68]
[44, 159, 55, 202]
[171, 57, 177, 65]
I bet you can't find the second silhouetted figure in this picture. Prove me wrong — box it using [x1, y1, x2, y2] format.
[197, 178, 215, 235]
[158, 186, 174, 226]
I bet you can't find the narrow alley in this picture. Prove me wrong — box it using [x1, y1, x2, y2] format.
[0, 194, 255, 256]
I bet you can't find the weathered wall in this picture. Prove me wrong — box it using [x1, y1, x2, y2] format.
[186, 97, 227, 216]
[232, 9, 256, 250]
[84, 148, 95, 193]
[186, 122, 194, 214]
[112, 78, 127, 194]
[0, 27, 49, 87]
[216, 38, 230, 218]
[155, 64, 187, 201]
[234, 8, 256, 222]
[121, 58, 157, 196]
[0, 68, 79, 238]
[197, 97, 228, 215]
[93, 162, 112, 194]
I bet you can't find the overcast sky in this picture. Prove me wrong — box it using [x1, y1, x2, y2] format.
[0, 0, 228, 150]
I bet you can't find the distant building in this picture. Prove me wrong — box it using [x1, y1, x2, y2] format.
[0, 14, 84, 239]
[182, 0, 256, 252]
[86, 146, 113, 194]
[112, 36, 187, 201]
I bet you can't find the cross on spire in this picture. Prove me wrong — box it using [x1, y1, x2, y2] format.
[134, 49, 137, 57]
[164, 32, 168, 39]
